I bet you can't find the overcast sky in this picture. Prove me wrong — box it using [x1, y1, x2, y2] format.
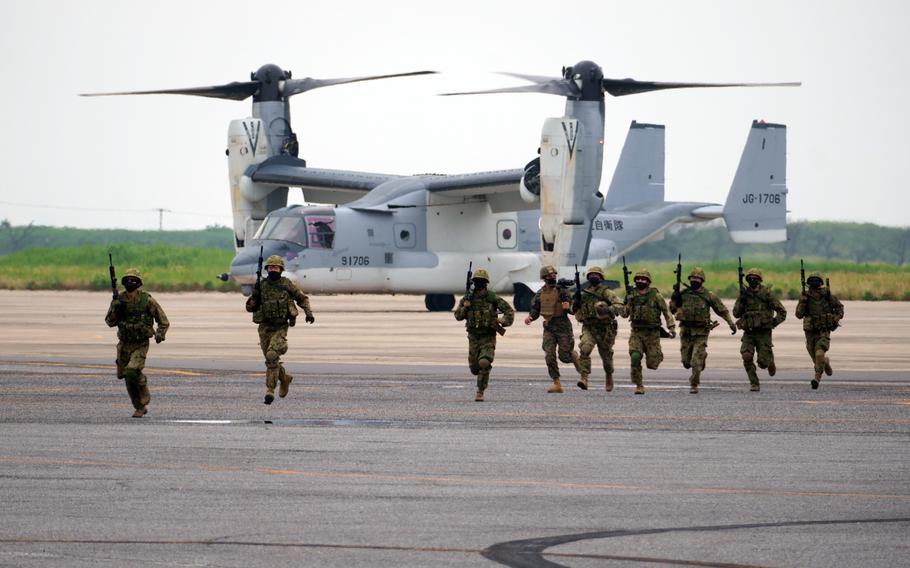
[1, 0, 907, 230]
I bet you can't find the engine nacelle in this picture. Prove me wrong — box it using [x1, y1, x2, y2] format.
[519, 157, 541, 204]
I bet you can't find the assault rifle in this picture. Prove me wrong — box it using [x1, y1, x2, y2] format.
[800, 259, 806, 295]
[737, 256, 745, 297]
[622, 256, 633, 303]
[108, 252, 118, 301]
[465, 261, 473, 299]
[671, 253, 686, 305]
[572, 264, 582, 311]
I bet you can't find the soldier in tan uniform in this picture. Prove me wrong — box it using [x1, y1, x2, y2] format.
[454, 268, 515, 401]
[669, 267, 736, 394]
[575, 266, 624, 392]
[795, 271, 844, 389]
[105, 268, 169, 417]
[524, 265, 582, 393]
[245, 255, 314, 405]
[621, 269, 675, 394]
[733, 268, 787, 392]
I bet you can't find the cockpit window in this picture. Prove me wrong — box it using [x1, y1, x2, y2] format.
[306, 215, 335, 249]
[252, 216, 306, 245]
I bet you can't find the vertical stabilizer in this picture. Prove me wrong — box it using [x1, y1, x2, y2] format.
[603, 121, 665, 209]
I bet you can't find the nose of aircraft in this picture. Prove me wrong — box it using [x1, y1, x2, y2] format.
[229, 240, 304, 283]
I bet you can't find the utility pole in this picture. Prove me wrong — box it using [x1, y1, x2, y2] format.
[155, 208, 172, 231]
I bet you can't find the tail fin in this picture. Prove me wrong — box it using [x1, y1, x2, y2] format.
[723, 120, 787, 243]
[603, 121, 665, 209]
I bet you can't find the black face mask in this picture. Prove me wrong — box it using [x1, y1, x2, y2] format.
[267, 271, 281, 281]
[689, 280, 702, 290]
[123, 279, 140, 293]
[635, 281, 648, 291]
[808, 279, 822, 289]
[587, 276, 602, 285]
[472, 280, 487, 290]
[545, 278, 557, 286]
[746, 277, 760, 289]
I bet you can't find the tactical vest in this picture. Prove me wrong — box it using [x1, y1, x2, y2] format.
[738, 288, 775, 331]
[679, 290, 711, 327]
[804, 292, 838, 332]
[118, 291, 154, 342]
[465, 291, 499, 333]
[253, 279, 294, 324]
[629, 289, 661, 329]
[580, 286, 615, 324]
[539, 287, 565, 319]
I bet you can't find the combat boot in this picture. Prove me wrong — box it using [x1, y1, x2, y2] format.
[264, 390, 275, 405]
[768, 361, 776, 376]
[690, 385, 699, 394]
[577, 373, 589, 390]
[824, 357, 833, 376]
[605, 374, 614, 392]
[547, 379, 564, 393]
[634, 384, 645, 395]
[132, 406, 147, 418]
[811, 371, 821, 390]
[474, 389, 484, 402]
[750, 382, 760, 392]
[279, 373, 293, 398]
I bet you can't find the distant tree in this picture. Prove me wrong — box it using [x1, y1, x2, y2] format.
[0, 219, 35, 253]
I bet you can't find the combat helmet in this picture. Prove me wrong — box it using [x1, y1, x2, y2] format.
[586, 266, 605, 278]
[265, 255, 285, 268]
[807, 271, 824, 285]
[472, 268, 490, 282]
[634, 269, 652, 282]
[746, 267, 763, 281]
[121, 267, 142, 285]
[539, 265, 557, 279]
[688, 267, 706, 282]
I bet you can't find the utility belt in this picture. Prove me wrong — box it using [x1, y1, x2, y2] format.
[736, 311, 774, 331]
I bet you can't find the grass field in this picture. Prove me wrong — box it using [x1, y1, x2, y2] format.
[0, 246, 907, 300]
[0, 244, 238, 292]
[601, 259, 910, 301]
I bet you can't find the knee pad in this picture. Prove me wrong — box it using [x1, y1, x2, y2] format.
[478, 359, 492, 371]
[630, 351, 642, 367]
[741, 351, 753, 362]
[558, 353, 573, 364]
[265, 350, 280, 368]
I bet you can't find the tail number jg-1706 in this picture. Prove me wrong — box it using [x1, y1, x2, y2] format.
[742, 193, 783, 205]
[341, 256, 370, 266]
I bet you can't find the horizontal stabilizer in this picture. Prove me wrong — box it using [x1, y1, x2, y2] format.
[723, 120, 788, 243]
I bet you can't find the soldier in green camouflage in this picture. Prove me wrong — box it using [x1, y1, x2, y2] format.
[454, 268, 515, 401]
[733, 267, 787, 392]
[621, 269, 675, 395]
[669, 267, 736, 394]
[104, 268, 169, 417]
[795, 271, 844, 389]
[575, 266, 624, 392]
[524, 265, 582, 393]
[245, 255, 314, 405]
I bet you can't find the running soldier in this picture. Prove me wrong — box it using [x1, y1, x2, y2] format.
[669, 267, 736, 393]
[621, 269, 675, 394]
[454, 268, 515, 401]
[574, 266, 624, 392]
[524, 265, 582, 393]
[733, 267, 787, 392]
[795, 271, 844, 389]
[245, 255, 314, 405]
[105, 268, 169, 417]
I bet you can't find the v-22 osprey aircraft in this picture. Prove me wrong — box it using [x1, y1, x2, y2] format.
[83, 61, 798, 311]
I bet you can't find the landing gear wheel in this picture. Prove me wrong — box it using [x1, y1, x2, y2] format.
[424, 294, 456, 312]
[513, 284, 534, 312]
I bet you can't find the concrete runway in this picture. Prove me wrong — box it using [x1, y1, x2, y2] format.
[1, 291, 909, 567]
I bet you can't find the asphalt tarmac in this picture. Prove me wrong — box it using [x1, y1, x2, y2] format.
[1, 291, 908, 567]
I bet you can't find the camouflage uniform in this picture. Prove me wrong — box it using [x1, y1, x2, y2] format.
[104, 269, 169, 417]
[246, 260, 313, 404]
[733, 268, 787, 391]
[527, 267, 581, 392]
[575, 268, 624, 391]
[668, 267, 736, 392]
[622, 270, 675, 394]
[795, 272, 844, 389]
[454, 278, 514, 399]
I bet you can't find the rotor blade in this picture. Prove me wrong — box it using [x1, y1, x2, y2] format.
[79, 81, 260, 101]
[282, 70, 437, 97]
[441, 80, 575, 97]
[602, 78, 801, 97]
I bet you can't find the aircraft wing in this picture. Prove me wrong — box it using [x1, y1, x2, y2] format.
[424, 169, 529, 213]
[250, 155, 401, 204]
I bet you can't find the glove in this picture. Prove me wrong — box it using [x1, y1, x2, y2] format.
[305, 314, 315, 324]
[524, 315, 533, 325]
[462, 299, 471, 308]
[154, 332, 165, 344]
[668, 330, 676, 339]
[288, 317, 296, 327]
[729, 323, 737, 335]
